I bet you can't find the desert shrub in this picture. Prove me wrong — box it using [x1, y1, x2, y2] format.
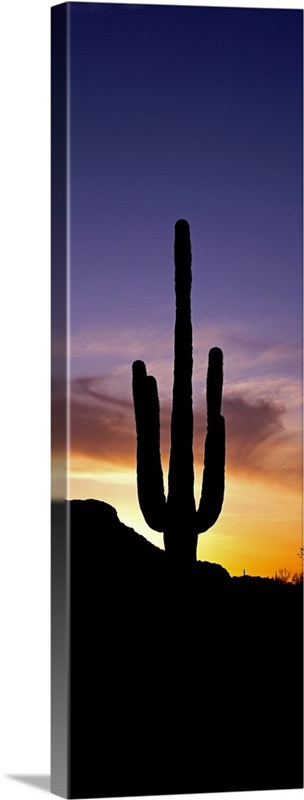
[292, 571, 303, 585]
[274, 568, 292, 584]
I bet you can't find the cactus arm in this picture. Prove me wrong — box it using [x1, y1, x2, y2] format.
[167, 220, 196, 526]
[132, 359, 166, 532]
[206, 347, 224, 421]
[196, 415, 225, 533]
[196, 347, 225, 533]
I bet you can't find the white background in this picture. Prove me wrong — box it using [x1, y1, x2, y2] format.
[0, 0, 302, 799]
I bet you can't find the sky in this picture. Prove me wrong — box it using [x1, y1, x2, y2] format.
[53, 1, 302, 577]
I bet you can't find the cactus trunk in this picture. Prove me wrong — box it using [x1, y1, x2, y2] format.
[132, 220, 225, 567]
[165, 220, 196, 563]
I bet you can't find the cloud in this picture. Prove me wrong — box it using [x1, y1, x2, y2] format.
[70, 376, 135, 465]
[222, 394, 302, 491]
[52, 371, 302, 494]
[71, 323, 173, 362]
[70, 319, 302, 398]
[72, 375, 132, 410]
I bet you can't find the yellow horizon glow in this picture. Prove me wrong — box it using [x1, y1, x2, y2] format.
[65, 453, 302, 578]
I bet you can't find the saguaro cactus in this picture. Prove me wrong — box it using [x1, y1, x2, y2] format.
[132, 220, 225, 565]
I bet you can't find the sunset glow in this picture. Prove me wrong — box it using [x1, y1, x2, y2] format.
[52, 4, 302, 581]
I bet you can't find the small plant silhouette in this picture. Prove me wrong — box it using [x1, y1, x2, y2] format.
[132, 220, 225, 565]
[274, 568, 292, 584]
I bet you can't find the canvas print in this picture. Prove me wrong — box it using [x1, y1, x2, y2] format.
[51, 2, 303, 797]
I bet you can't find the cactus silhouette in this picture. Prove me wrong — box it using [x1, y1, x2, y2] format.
[132, 220, 225, 565]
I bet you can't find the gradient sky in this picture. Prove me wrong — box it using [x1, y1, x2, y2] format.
[53, 2, 302, 577]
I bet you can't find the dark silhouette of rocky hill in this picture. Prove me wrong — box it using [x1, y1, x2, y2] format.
[68, 498, 231, 583]
[53, 499, 303, 797]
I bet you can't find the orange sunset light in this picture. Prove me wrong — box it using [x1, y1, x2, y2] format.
[66, 449, 302, 579]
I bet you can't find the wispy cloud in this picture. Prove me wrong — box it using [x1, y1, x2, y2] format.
[69, 376, 135, 466]
[59, 315, 303, 493]
[71, 323, 173, 361]
[71, 318, 301, 386]
[50, 368, 302, 494]
[222, 394, 301, 491]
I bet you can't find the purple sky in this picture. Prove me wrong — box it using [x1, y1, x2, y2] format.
[69, 2, 302, 367]
[61, 2, 303, 574]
